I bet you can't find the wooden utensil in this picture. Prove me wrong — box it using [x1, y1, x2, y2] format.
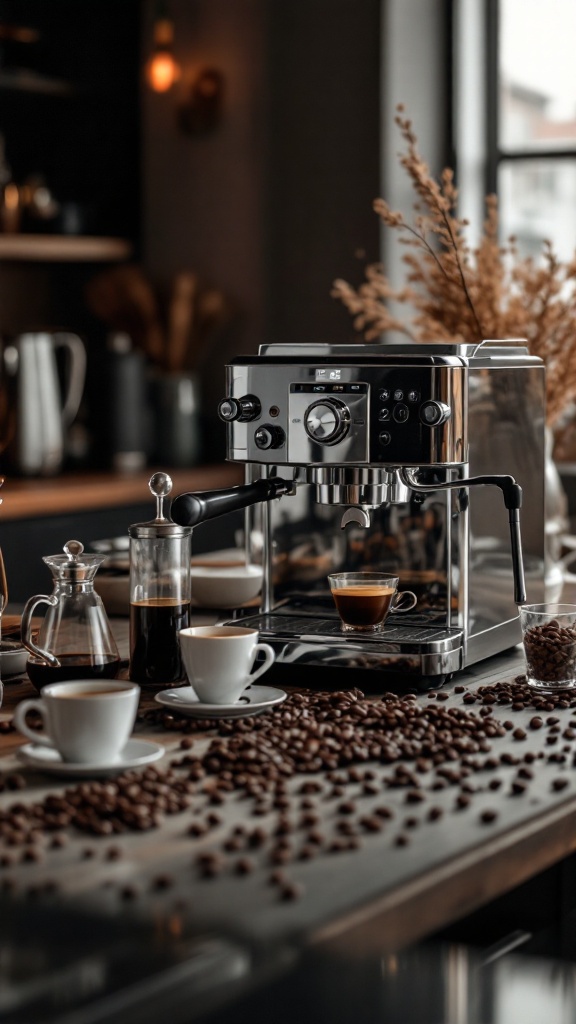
[85, 265, 165, 365]
[167, 271, 197, 374]
[186, 287, 233, 372]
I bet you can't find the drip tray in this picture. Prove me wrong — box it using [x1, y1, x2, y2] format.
[232, 611, 463, 656]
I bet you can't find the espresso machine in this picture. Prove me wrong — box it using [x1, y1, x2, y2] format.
[172, 341, 546, 687]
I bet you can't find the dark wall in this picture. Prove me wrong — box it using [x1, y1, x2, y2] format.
[143, 0, 383, 455]
[265, 0, 382, 345]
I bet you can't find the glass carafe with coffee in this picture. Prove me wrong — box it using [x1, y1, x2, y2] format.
[21, 540, 121, 690]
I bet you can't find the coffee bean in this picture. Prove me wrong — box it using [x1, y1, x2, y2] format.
[510, 781, 527, 796]
[480, 809, 498, 824]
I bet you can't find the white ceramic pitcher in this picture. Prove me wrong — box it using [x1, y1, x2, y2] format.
[2, 331, 86, 476]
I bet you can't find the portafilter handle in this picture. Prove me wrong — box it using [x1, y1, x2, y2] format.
[170, 476, 294, 527]
[400, 469, 526, 605]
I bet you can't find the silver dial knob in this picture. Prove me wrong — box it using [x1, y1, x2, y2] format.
[304, 399, 350, 444]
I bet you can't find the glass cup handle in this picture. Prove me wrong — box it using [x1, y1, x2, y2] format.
[247, 643, 276, 685]
[13, 699, 54, 747]
[391, 590, 418, 613]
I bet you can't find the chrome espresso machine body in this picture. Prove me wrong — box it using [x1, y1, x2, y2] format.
[172, 341, 546, 686]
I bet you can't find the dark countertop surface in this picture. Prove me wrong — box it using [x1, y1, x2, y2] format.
[2, 608, 576, 1021]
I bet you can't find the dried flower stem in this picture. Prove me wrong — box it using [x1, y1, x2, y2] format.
[332, 106, 576, 431]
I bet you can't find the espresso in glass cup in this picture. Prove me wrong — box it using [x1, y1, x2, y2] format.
[328, 572, 417, 633]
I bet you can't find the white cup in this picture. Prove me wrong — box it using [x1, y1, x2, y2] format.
[13, 680, 140, 764]
[178, 625, 276, 704]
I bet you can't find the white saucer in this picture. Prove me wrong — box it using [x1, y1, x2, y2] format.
[17, 738, 165, 777]
[154, 684, 287, 719]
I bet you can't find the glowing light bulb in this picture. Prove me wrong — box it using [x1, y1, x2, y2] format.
[146, 50, 180, 92]
[145, 16, 180, 93]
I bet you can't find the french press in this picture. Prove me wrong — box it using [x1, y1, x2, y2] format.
[129, 472, 192, 686]
[21, 540, 121, 690]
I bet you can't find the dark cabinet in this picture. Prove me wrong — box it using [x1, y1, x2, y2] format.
[0, 0, 141, 245]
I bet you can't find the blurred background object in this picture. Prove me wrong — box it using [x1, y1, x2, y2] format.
[0, 0, 383, 472]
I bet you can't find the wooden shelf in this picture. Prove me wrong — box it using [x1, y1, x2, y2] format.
[0, 464, 243, 520]
[0, 69, 76, 96]
[0, 234, 132, 262]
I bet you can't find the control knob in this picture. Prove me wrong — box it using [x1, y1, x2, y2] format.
[254, 424, 285, 450]
[419, 401, 451, 427]
[218, 394, 261, 423]
[304, 398, 350, 444]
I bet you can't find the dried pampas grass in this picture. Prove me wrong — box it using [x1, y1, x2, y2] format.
[332, 106, 576, 431]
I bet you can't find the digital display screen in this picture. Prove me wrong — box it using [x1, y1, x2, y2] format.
[315, 368, 342, 380]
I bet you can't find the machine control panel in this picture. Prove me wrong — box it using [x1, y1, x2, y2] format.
[289, 382, 368, 463]
[224, 361, 466, 466]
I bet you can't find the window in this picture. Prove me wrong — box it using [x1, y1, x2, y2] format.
[479, 0, 576, 259]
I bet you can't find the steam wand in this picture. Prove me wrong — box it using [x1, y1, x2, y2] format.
[400, 468, 526, 606]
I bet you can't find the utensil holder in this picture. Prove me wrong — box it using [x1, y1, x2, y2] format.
[149, 370, 201, 467]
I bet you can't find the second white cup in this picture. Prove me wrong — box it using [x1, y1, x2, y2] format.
[179, 625, 276, 704]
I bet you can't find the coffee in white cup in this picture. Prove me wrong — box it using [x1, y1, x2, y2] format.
[13, 680, 140, 764]
[178, 625, 275, 704]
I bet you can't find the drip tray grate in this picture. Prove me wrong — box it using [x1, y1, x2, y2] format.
[233, 612, 463, 650]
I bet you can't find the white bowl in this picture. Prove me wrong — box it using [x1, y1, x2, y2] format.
[190, 564, 263, 609]
[0, 640, 28, 678]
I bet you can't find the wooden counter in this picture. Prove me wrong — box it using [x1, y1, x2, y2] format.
[0, 464, 243, 520]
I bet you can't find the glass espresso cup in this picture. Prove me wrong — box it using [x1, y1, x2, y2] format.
[328, 572, 417, 633]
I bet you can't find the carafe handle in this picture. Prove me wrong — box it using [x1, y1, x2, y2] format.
[21, 594, 60, 668]
[53, 333, 87, 428]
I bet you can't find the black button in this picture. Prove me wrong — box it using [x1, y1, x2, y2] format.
[379, 388, 390, 401]
[379, 431, 392, 446]
[378, 408, 391, 422]
[393, 403, 409, 423]
[420, 401, 443, 425]
[393, 389, 404, 401]
[408, 390, 420, 403]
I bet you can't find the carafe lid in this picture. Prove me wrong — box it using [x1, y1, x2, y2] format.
[43, 539, 106, 582]
[129, 472, 192, 539]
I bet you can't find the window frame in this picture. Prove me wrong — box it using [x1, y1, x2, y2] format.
[484, 0, 576, 196]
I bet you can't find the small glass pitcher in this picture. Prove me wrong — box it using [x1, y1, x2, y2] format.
[21, 539, 121, 690]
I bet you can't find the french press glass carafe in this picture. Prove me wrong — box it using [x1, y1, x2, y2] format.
[21, 540, 121, 690]
[129, 472, 192, 686]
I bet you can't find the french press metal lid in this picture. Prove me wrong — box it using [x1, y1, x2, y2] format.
[129, 472, 192, 540]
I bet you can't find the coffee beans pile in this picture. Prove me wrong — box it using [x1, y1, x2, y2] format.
[522, 618, 576, 685]
[0, 765, 195, 845]
[2, 685, 576, 904]
[465, 677, 576, 712]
